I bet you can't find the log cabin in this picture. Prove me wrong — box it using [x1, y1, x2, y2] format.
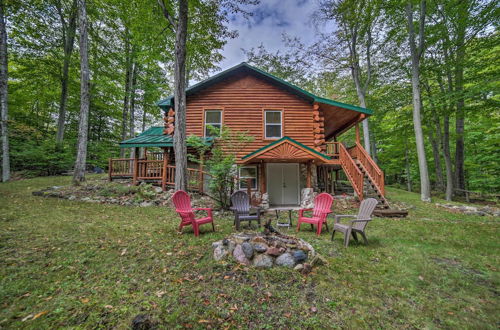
[110, 62, 387, 208]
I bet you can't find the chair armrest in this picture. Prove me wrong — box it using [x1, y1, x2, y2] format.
[299, 208, 313, 217]
[350, 218, 372, 223]
[334, 214, 356, 223]
[194, 208, 212, 216]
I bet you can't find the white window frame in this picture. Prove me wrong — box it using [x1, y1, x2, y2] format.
[264, 110, 282, 139]
[238, 166, 258, 190]
[204, 110, 222, 137]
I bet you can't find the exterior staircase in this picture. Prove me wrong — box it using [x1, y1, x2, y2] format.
[326, 141, 388, 208]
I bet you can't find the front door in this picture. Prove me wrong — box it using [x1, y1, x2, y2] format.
[267, 163, 299, 206]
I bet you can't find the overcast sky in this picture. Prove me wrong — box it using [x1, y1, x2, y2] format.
[219, 0, 329, 70]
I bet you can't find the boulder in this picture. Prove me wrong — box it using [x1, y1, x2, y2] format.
[293, 250, 307, 263]
[266, 247, 282, 257]
[253, 254, 274, 268]
[275, 253, 295, 267]
[310, 254, 327, 266]
[232, 245, 250, 265]
[253, 243, 268, 253]
[241, 242, 254, 259]
[294, 264, 304, 271]
[213, 246, 228, 261]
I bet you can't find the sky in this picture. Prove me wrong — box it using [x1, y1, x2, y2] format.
[219, 0, 329, 70]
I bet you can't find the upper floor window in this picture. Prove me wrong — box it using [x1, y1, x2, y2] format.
[264, 110, 282, 139]
[204, 110, 222, 137]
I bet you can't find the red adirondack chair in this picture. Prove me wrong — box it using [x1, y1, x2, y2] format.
[172, 190, 215, 237]
[296, 193, 333, 236]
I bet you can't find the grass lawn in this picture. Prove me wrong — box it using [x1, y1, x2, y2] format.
[0, 175, 498, 329]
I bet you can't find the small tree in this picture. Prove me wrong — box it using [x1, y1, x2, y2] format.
[187, 126, 253, 210]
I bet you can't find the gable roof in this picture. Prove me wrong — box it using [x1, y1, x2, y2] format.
[157, 62, 373, 116]
[119, 126, 212, 148]
[241, 136, 331, 163]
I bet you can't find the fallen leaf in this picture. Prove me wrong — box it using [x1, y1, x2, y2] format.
[310, 307, 318, 313]
[223, 275, 231, 280]
[418, 275, 424, 281]
[155, 291, 166, 298]
[32, 311, 48, 320]
[120, 248, 127, 256]
[198, 319, 210, 323]
[104, 305, 113, 309]
[81, 298, 89, 304]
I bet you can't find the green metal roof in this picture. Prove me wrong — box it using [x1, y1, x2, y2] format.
[119, 126, 213, 148]
[157, 62, 373, 116]
[241, 136, 331, 161]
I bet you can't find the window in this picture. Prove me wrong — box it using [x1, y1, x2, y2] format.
[239, 166, 258, 190]
[264, 110, 282, 139]
[204, 110, 222, 137]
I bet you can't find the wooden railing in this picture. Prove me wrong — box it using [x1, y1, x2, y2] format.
[108, 158, 134, 178]
[349, 142, 385, 196]
[109, 157, 209, 193]
[338, 143, 364, 199]
[325, 142, 340, 158]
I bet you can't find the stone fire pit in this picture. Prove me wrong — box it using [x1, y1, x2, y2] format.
[212, 231, 325, 272]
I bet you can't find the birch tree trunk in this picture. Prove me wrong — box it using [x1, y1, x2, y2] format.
[120, 28, 131, 157]
[443, 114, 453, 201]
[55, 0, 77, 148]
[72, 0, 90, 184]
[0, 0, 10, 182]
[406, 1, 431, 202]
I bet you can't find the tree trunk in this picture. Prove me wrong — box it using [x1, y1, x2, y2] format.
[72, 0, 90, 184]
[406, 1, 431, 202]
[0, 0, 10, 182]
[142, 99, 147, 132]
[120, 28, 131, 158]
[454, 3, 467, 192]
[173, 0, 188, 191]
[442, 114, 453, 201]
[129, 62, 137, 158]
[55, 0, 77, 148]
[429, 119, 444, 191]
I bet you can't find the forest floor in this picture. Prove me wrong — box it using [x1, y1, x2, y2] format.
[0, 175, 498, 329]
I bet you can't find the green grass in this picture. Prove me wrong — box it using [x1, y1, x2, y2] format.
[0, 176, 498, 329]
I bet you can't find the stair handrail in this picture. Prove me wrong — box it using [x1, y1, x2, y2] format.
[354, 142, 385, 196]
[338, 142, 364, 200]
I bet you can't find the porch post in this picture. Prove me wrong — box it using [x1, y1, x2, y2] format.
[162, 147, 168, 191]
[108, 158, 112, 182]
[260, 162, 266, 193]
[133, 147, 139, 185]
[306, 161, 312, 188]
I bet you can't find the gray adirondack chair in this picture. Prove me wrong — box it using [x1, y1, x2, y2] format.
[331, 198, 378, 247]
[230, 191, 261, 230]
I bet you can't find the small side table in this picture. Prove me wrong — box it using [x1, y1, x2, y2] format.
[273, 207, 298, 229]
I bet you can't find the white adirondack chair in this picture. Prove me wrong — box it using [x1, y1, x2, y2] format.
[331, 198, 378, 247]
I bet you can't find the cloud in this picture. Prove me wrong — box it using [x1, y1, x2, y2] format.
[218, 0, 323, 70]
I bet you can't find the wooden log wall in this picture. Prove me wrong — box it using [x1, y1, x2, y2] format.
[164, 108, 175, 135]
[313, 103, 326, 153]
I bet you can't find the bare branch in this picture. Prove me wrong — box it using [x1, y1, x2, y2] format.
[157, 0, 176, 32]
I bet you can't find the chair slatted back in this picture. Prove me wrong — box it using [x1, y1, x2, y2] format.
[231, 191, 250, 215]
[313, 193, 334, 218]
[172, 190, 195, 224]
[354, 198, 378, 230]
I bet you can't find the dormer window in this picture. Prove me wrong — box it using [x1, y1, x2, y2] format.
[264, 110, 282, 139]
[204, 110, 222, 137]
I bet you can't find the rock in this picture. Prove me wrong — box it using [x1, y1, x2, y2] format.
[140, 201, 153, 207]
[153, 186, 163, 193]
[68, 195, 76, 201]
[252, 236, 267, 244]
[253, 243, 268, 253]
[131, 314, 157, 330]
[241, 242, 254, 259]
[232, 245, 250, 265]
[275, 253, 295, 267]
[212, 241, 223, 249]
[301, 263, 313, 275]
[81, 197, 91, 202]
[213, 246, 228, 261]
[293, 250, 307, 263]
[253, 254, 274, 268]
[294, 264, 304, 271]
[310, 254, 327, 266]
[300, 188, 316, 209]
[266, 247, 282, 257]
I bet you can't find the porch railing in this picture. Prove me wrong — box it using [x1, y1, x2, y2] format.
[109, 157, 209, 192]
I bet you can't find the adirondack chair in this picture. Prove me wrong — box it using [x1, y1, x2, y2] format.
[332, 198, 378, 247]
[171, 190, 215, 237]
[296, 193, 333, 236]
[230, 191, 261, 230]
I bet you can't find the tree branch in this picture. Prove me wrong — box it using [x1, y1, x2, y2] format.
[157, 0, 176, 32]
